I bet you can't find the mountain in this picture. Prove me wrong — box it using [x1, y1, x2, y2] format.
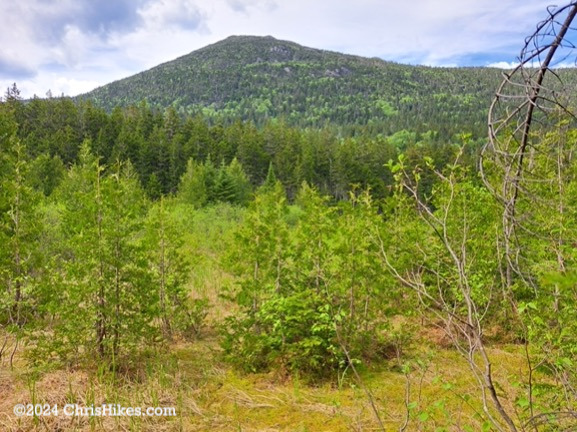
[79, 35, 508, 137]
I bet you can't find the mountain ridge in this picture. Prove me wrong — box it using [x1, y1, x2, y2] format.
[78, 35, 515, 137]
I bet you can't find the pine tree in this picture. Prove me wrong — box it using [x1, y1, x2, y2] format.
[225, 180, 289, 313]
[28, 153, 65, 196]
[103, 160, 156, 360]
[221, 181, 293, 371]
[146, 172, 162, 200]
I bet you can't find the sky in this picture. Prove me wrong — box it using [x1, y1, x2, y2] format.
[0, 0, 569, 98]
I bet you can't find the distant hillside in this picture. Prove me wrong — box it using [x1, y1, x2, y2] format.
[79, 35, 512, 137]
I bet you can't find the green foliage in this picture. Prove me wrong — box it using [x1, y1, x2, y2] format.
[386, 155, 502, 317]
[27, 153, 65, 196]
[3, 40, 577, 431]
[222, 182, 396, 378]
[178, 158, 214, 207]
[223, 181, 289, 311]
[77, 36, 505, 140]
[225, 157, 252, 205]
[6, 92, 487, 203]
[31, 144, 159, 365]
[222, 290, 343, 375]
[511, 127, 577, 402]
[178, 157, 252, 207]
[261, 161, 278, 191]
[143, 197, 197, 338]
[0, 129, 43, 326]
[146, 172, 162, 200]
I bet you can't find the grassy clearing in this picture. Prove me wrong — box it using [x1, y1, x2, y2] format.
[174, 202, 244, 323]
[0, 332, 533, 431]
[0, 203, 542, 431]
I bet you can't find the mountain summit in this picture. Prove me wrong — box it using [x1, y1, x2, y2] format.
[80, 35, 506, 135]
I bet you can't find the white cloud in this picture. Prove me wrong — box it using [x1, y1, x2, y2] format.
[7, 74, 103, 99]
[0, 0, 565, 98]
[487, 60, 577, 69]
[226, 0, 277, 14]
[49, 25, 103, 69]
[487, 61, 519, 69]
[138, 0, 206, 31]
[53, 77, 103, 96]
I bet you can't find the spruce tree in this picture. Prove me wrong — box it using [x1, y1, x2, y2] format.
[221, 180, 293, 371]
[213, 162, 237, 204]
[262, 161, 278, 191]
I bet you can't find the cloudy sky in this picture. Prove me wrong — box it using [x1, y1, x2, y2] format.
[0, 0, 566, 98]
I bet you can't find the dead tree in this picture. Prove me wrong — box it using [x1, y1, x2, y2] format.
[480, 2, 577, 429]
[481, 1, 577, 288]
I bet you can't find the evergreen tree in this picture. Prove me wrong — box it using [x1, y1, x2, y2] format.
[103, 160, 156, 360]
[0, 132, 42, 325]
[224, 180, 289, 313]
[226, 157, 252, 205]
[213, 162, 237, 204]
[261, 161, 277, 191]
[144, 197, 192, 337]
[235, 121, 269, 186]
[146, 172, 163, 200]
[43, 143, 158, 364]
[28, 153, 65, 196]
[177, 157, 217, 207]
[178, 159, 207, 207]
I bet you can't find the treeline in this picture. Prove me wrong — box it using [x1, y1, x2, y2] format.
[9, 89, 481, 202]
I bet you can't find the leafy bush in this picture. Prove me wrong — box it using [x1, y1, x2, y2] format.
[222, 291, 344, 377]
[221, 182, 397, 378]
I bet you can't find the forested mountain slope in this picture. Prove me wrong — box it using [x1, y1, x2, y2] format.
[79, 35, 509, 138]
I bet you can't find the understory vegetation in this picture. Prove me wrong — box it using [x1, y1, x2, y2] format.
[1, 81, 577, 432]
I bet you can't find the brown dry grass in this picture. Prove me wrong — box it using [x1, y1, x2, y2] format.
[0, 324, 536, 432]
